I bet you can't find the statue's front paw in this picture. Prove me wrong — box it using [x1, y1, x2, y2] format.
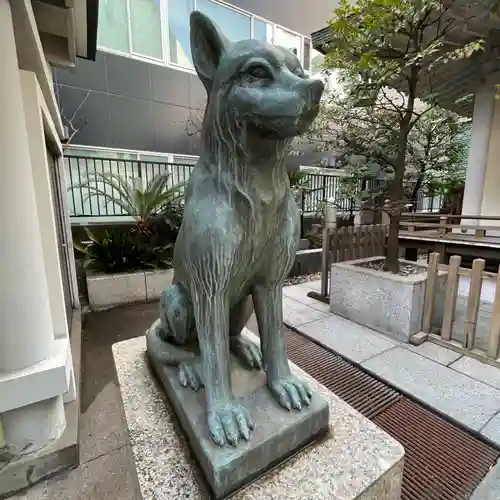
[178, 359, 204, 392]
[268, 375, 312, 411]
[207, 400, 255, 447]
[230, 336, 262, 370]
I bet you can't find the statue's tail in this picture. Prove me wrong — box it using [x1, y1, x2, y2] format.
[146, 319, 195, 366]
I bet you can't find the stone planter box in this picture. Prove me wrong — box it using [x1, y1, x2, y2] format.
[330, 256, 447, 342]
[87, 268, 174, 311]
[289, 248, 322, 277]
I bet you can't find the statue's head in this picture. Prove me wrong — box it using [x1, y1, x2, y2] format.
[190, 11, 324, 142]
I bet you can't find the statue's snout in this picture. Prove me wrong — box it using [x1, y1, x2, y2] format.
[309, 79, 325, 107]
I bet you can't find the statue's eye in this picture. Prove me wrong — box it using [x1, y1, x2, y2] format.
[248, 65, 272, 80]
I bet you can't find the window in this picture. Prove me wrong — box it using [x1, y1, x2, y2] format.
[303, 38, 311, 72]
[168, 0, 194, 67]
[96, 0, 312, 74]
[197, 0, 251, 42]
[130, 0, 163, 60]
[253, 18, 273, 43]
[97, 0, 129, 53]
[274, 27, 302, 61]
[311, 49, 325, 76]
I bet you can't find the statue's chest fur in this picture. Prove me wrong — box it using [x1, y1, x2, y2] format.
[174, 166, 299, 301]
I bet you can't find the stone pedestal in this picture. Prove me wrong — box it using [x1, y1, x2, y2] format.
[113, 329, 405, 499]
[148, 345, 330, 499]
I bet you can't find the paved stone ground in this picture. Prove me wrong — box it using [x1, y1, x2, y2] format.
[9, 278, 500, 499]
[6, 303, 158, 500]
[284, 281, 500, 447]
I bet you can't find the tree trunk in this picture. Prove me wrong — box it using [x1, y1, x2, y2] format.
[383, 94, 415, 274]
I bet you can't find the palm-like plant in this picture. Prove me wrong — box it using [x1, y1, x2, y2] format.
[70, 171, 186, 229]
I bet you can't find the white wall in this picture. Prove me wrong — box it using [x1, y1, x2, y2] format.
[481, 97, 500, 227]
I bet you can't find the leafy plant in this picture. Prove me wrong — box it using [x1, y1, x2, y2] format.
[74, 227, 172, 274]
[288, 171, 308, 189]
[313, 0, 483, 273]
[70, 171, 186, 229]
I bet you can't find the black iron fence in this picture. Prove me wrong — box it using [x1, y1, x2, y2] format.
[65, 154, 193, 218]
[64, 154, 444, 220]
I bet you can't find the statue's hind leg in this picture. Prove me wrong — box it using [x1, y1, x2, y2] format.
[147, 283, 205, 391]
[229, 295, 263, 370]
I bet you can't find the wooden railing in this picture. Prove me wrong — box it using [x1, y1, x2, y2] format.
[400, 213, 500, 238]
[330, 224, 389, 263]
[420, 252, 500, 365]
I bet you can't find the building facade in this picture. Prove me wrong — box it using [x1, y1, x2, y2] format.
[0, 0, 98, 495]
[54, 0, 336, 166]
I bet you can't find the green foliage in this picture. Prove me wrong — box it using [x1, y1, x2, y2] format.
[70, 171, 186, 226]
[71, 171, 187, 274]
[288, 171, 308, 188]
[316, 0, 482, 272]
[74, 227, 173, 274]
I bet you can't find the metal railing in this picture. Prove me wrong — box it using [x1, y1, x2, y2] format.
[65, 154, 194, 218]
[64, 153, 445, 220]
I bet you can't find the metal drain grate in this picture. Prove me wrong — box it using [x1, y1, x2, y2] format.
[374, 399, 500, 500]
[285, 329, 402, 419]
[284, 327, 500, 500]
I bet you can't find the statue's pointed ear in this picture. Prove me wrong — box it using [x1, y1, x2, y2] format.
[190, 11, 229, 90]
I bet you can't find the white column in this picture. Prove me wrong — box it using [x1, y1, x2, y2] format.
[461, 85, 496, 225]
[480, 98, 500, 229]
[0, 0, 65, 455]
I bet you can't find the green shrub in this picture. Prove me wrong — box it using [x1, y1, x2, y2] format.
[74, 227, 172, 274]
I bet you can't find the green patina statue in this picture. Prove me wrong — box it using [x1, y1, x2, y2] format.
[147, 10, 324, 447]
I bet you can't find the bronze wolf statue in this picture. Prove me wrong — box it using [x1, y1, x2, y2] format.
[147, 10, 324, 447]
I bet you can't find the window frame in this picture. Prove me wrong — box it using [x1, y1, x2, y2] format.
[96, 0, 313, 75]
[128, 0, 166, 63]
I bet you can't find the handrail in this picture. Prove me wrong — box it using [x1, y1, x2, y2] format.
[401, 213, 500, 221]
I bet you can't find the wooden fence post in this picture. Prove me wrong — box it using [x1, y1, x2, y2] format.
[441, 255, 461, 341]
[422, 252, 440, 334]
[487, 265, 500, 359]
[464, 258, 485, 350]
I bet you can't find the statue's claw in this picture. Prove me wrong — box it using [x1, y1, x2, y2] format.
[207, 401, 254, 447]
[230, 336, 262, 370]
[268, 375, 312, 411]
[178, 359, 204, 391]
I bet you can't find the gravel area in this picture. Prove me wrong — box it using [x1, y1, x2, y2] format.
[284, 272, 321, 286]
[357, 259, 425, 277]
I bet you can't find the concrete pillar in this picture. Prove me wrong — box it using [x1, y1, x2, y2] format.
[461, 85, 496, 225]
[480, 98, 500, 230]
[0, 0, 65, 455]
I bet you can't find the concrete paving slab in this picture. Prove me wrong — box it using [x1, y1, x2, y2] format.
[79, 381, 130, 463]
[307, 279, 322, 292]
[298, 315, 397, 364]
[481, 413, 500, 447]
[6, 445, 142, 500]
[470, 460, 500, 500]
[307, 300, 331, 313]
[282, 284, 321, 305]
[450, 356, 500, 391]
[282, 297, 330, 327]
[362, 348, 500, 431]
[405, 342, 462, 366]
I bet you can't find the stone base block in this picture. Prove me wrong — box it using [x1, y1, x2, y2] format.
[330, 257, 447, 342]
[113, 329, 405, 499]
[148, 344, 330, 499]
